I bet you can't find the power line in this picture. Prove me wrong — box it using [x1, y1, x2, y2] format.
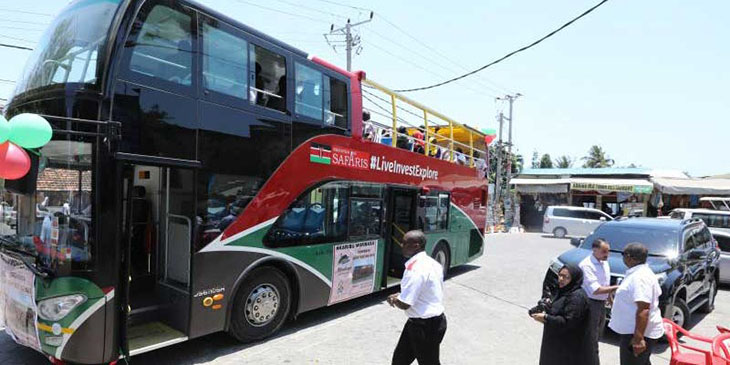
[0, 34, 36, 44]
[0, 8, 53, 17]
[232, 0, 331, 25]
[0, 43, 33, 51]
[310, 0, 371, 12]
[0, 79, 16, 84]
[362, 39, 497, 99]
[393, 0, 610, 92]
[364, 27, 504, 96]
[375, 12, 513, 95]
[0, 19, 50, 27]
[271, 0, 347, 20]
[0, 26, 45, 32]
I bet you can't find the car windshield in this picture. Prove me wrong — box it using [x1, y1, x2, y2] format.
[12, 0, 121, 96]
[581, 224, 679, 257]
[1, 140, 96, 275]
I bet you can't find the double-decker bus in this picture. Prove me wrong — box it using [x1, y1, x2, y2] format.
[0, 0, 488, 363]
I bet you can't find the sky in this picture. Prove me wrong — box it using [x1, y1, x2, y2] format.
[0, 0, 727, 177]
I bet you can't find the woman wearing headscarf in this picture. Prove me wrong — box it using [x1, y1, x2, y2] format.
[531, 264, 591, 365]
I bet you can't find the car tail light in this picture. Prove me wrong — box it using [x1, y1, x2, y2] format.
[544, 216, 550, 224]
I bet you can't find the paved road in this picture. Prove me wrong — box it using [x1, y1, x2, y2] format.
[3, 233, 729, 364]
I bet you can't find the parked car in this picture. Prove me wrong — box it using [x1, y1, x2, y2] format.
[668, 208, 730, 234]
[543, 218, 719, 328]
[542, 206, 613, 238]
[710, 230, 730, 284]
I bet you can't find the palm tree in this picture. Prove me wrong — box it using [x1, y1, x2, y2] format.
[554, 155, 573, 168]
[581, 145, 615, 168]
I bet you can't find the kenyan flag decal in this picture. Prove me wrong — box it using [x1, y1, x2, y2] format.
[310, 143, 332, 164]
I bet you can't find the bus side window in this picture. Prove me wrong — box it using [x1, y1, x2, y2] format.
[294, 62, 323, 121]
[201, 19, 248, 100]
[264, 182, 348, 247]
[417, 191, 449, 232]
[324, 76, 348, 129]
[249, 44, 287, 112]
[125, 3, 193, 88]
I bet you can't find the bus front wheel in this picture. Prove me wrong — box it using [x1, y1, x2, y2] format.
[229, 266, 292, 342]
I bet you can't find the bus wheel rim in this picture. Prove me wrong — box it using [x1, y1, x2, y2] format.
[245, 284, 280, 327]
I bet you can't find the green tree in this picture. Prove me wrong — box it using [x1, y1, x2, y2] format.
[581, 145, 615, 168]
[531, 150, 539, 168]
[554, 155, 573, 168]
[539, 153, 553, 168]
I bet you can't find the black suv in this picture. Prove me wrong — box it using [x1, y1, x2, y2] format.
[543, 217, 720, 328]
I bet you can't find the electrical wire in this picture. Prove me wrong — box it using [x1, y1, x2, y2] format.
[0, 79, 16, 84]
[375, 12, 513, 95]
[310, 0, 371, 12]
[0, 19, 50, 27]
[364, 27, 504, 96]
[0, 43, 33, 51]
[231, 0, 332, 25]
[270, 0, 348, 20]
[0, 34, 37, 44]
[0, 26, 45, 32]
[393, 0, 610, 92]
[0, 8, 53, 17]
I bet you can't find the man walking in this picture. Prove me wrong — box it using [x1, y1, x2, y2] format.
[609, 243, 664, 365]
[387, 230, 447, 365]
[579, 238, 619, 365]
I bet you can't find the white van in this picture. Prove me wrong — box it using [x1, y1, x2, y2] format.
[668, 208, 730, 234]
[542, 206, 613, 238]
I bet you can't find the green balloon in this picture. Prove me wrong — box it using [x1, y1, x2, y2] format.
[481, 128, 497, 136]
[8, 113, 52, 148]
[0, 116, 9, 144]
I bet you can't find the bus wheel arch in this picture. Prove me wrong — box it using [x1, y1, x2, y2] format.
[432, 240, 451, 277]
[226, 259, 299, 342]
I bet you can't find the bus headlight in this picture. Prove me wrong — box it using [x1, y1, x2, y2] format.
[38, 295, 87, 321]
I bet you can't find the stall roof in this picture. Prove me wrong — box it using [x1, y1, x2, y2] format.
[512, 177, 653, 194]
[652, 178, 730, 195]
[519, 167, 651, 177]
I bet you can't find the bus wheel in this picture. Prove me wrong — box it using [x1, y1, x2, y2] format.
[432, 243, 450, 277]
[229, 266, 292, 343]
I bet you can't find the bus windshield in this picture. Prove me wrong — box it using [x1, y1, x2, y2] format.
[13, 0, 121, 95]
[0, 140, 96, 275]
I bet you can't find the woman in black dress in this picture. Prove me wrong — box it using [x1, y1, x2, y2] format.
[531, 264, 590, 365]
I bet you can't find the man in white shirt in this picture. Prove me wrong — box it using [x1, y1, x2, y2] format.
[387, 230, 446, 365]
[579, 238, 619, 365]
[608, 243, 664, 365]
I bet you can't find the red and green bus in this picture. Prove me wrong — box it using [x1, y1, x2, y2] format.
[0, 0, 487, 363]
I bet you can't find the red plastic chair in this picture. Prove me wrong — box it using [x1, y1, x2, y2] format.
[663, 319, 724, 365]
[718, 326, 730, 334]
[713, 333, 730, 364]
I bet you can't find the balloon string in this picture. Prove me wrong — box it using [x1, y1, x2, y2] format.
[25, 148, 40, 157]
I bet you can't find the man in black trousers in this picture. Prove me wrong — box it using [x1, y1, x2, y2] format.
[387, 230, 447, 365]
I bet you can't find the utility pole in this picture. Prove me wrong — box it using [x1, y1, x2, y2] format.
[327, 12, 373, 71]
[497, 93, 522, 228]
[494, 113, 505, 213]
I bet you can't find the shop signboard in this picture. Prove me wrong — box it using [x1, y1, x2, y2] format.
[571, 182, 653, 194]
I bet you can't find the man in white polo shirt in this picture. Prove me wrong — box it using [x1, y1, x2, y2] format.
[579, 238, 619, 365]
[609, 243, 664, 365]
[387, 230, 447, 365]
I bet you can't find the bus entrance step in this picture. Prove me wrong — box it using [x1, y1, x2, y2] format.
[128, 321, 188, 356]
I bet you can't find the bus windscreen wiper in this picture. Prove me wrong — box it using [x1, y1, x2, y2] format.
[0, 236, 52, 278]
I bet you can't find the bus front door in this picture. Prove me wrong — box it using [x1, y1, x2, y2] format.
[120, 163, 194, 356]
[384, 188, 418, 285]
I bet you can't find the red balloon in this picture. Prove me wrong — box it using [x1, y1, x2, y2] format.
[484, 135, 496, 145]
[0, 142, 31, 180]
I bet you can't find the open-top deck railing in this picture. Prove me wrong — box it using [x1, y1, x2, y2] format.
[361, 78, 488, 169]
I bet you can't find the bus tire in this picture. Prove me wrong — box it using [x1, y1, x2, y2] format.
[228, 266, 292, 343]
[432, 243, 450, 277]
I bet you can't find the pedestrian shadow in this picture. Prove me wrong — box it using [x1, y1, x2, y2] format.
[134, 263, 482, 364]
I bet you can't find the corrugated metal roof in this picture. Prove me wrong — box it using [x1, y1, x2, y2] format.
[519, 167, 651, 176]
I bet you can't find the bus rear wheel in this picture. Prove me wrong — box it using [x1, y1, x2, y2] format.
[229, 266, 292, 343]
